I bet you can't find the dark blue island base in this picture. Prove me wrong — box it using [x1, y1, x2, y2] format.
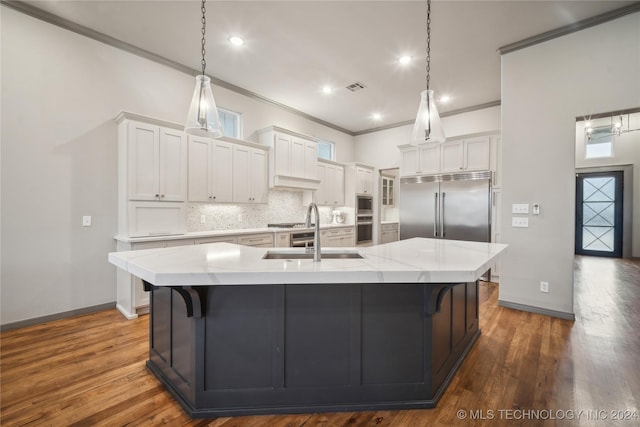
[143, 281, 479, 418]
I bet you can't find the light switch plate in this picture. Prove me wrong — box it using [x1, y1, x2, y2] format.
[512, 217, 529, 228]
[512, 203, 529, 214]
[82, 216, 92, 227]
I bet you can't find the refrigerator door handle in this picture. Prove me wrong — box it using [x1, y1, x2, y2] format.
[434, 193, 438, 237]
[441, 192, 446, 238]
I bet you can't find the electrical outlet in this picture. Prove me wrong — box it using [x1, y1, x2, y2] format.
[532, 203, 541, 215]
[540, 281, 549, 293]
[200, 215, 206, 224]
[237, 214, 243, 222]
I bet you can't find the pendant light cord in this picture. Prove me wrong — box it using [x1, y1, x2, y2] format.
[426, 0, 431, 92]
[200, 0, 207, 76]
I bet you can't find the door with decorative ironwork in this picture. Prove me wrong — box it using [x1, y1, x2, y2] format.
[575, 171, 623, 257]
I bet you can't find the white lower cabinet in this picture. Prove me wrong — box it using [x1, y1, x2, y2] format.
[237, 233, 274, 248]
[275, 232, 291, 248]
[380, 223, 399, 244]
[195, 236, 238, 245]
[116, 238, 194, 319]
[320, 227, 355, 247]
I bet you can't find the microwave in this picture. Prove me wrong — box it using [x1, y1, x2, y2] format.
[356, 195, 373, 214]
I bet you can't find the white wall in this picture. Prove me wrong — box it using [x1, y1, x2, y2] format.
[0, 8, 354, 325]
[500, 12, 640, 317]
[353, 105, 501, 168]
[575, 114, 640, 257]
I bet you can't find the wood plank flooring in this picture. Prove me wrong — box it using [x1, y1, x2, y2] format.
[2, 256, 639, 426]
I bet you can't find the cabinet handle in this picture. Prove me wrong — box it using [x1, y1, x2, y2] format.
[155, 194, 160, 198]
[213, 196, 216, 200]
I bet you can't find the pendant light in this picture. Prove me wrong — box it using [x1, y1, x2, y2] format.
[411, 0, 445, 144]
[184, 0, 223, 138]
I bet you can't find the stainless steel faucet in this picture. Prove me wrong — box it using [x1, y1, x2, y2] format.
[304, 202, 321, 262]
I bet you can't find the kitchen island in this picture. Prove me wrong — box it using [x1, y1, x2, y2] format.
[108, 238, 507, 418]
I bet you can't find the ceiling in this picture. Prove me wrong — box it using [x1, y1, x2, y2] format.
[17, 0, 637, 134]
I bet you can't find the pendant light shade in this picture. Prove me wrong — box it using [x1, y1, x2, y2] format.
[411, 0, 445, 145]
[184, 0, 223, 138]
[185, 75, 223, 138]
[411, 89, 445, 144]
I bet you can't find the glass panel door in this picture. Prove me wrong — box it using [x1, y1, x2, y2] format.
[575, 171, 623, 257]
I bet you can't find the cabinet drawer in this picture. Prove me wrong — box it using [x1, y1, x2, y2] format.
[381, 223, 399, 232]
[238, 233, 274, 247]
[195, 236, 238, 245]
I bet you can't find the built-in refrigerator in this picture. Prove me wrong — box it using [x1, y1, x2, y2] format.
[399, 171, 491, 243]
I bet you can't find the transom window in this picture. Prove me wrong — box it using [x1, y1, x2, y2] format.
[218, 107, 243, 139]
[585, 126, 613, 159]
[317, 140, 335, 161]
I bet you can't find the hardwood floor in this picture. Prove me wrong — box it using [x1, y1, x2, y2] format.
[1, 256, 638, 426]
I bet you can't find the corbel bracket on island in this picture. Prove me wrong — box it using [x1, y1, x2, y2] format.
[143, 281, 207, 318]
[426, 283, 465, 315]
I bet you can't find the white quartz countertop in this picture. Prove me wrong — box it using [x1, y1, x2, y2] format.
[108, 238, 507, 286]
[114, 224, 355, 243]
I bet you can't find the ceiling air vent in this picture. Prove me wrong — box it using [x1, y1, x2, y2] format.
[345, 82, 366, 92]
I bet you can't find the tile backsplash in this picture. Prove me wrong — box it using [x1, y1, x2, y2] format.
[187, 190, 353, 232]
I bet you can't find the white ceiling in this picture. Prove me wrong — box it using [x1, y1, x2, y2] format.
[20, 0, 636, 134]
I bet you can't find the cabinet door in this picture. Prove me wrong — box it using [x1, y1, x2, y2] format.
[441, 141, 464, 173]
[303, 140, 318, 180]
[128, 122, 159, 200]
[464, 136, 491, 171]
[159, 128, 187, 201]
[419, 144, 441, 175]
[357, 167, 373, 195]
[341, 229, 355, 247]
[187, 137, 211, 202]
[211, 140, 233, 202]
[250, 148, 268, 203]
[131, 240, 167, 307]
[290, 138, 305, 178]
[232, 145, 251, 202]
[400, 147, 419, 176]
[334, 166, 345, 205]
[274, 134, 291, 176]
[316, 163, 328, 204]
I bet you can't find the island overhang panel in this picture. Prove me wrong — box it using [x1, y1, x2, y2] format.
[108, 238, 507, 418]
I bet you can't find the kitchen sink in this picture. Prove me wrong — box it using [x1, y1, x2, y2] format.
[262, 249, 364, 260]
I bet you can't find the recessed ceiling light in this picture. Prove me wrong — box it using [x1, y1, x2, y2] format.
[322, 86, 333, 95]
[372, 113, 383, 121]
[228, 36, 244, 46]
[439, 95, 451, 103]
[398, 55, 412, 65]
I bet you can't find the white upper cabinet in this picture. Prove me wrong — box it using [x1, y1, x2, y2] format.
[440, 141, 464, 173]
[258, 126, 320, 190]
[127, 122, 187, 201]
[441, 137, 490, 173]
[116, 112, 188, 237]
[232, 144, 268, 204]
[356, 166, 374, 195]
[399, 136, 491, 177]
[464, 136, 491, 172]
[345, 163, 375, 199]
[189, 135, 267, 204]
[188, 137, 233, 202]
[316, 160, 345, 205]
[399, 143, 441, 177]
